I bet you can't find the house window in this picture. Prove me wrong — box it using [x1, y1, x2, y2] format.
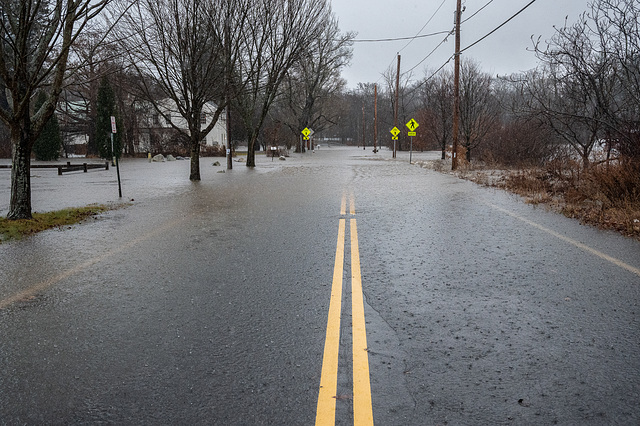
[200, 113, 207, 125]
[153, 114, 159, 125]
[165, 114, 171, 126]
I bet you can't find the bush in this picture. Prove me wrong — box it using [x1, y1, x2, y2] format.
[583, 160, 640, 209]
[201, 145, 226, 157]
[496, 156, 640, 239]
[479, 119, 558, 167]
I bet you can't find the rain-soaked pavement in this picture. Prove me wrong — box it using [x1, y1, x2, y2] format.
[1, 147, 639, 425]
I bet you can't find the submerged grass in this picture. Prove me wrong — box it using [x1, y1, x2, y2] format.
[0, 204, 110, 243]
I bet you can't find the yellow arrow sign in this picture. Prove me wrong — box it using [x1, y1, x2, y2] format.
[390, 127, 400, 137]
[406, 119, 419, 131]
[302, 127, 311, 137]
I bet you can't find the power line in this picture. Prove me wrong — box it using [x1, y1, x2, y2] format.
[460, 0, 539, 54]
[352, 30, 451, 43]
[366, 0, 539, 90]
[398, 0, 448, 53]
[403, 29, 454, 76]
[461, 0, 495, 24]
[372, 29, 451, 87]
[411, 54, 455, 92]
[354, 0, 448, 86]
[379, 0, 491, 84]
[410, 0, 539, 86]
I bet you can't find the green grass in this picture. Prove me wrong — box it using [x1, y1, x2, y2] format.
[0, 205, 110, 243]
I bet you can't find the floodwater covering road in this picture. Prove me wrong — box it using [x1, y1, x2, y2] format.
[1, 147, 639, 425]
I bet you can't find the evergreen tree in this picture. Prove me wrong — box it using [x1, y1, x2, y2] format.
[33, 91, 62, 161]
[95, 77, 122, 159]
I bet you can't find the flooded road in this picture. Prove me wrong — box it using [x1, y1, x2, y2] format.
[1, 148, 639, 425]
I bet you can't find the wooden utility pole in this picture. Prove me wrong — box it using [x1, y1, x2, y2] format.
[452, 0, 462, 170]
[394, 54, 400, 158]
[362, 104, 365, 149]
[373, 84, 378, 153]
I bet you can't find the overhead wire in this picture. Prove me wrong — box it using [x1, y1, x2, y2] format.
[404, 0, 540, 86]
[461, 0, 495, 24]
[357, 0, 539, 90]
[397, 0, 448, 54]
[351, 30, 452, 43]
[403, 0, 500, 79]
[402, 29, 454, 76]
[410, 54, 455, 92]
[371, 0, 450, 86]
[460, 0, 539, 54]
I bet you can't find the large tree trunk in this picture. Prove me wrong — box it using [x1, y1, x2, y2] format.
[8, 124, 34, 219]
[246, 130, 259, 167]
[190, 140, 201, 181]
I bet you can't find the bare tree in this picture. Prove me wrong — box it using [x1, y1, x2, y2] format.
[457, 60, 498, 163]
[590, 0, 640, 159]
[528, 2, 630, 167]
[273, 14, 353, 152]
[381, 65, 416, 151]
[330, 88, 366, 146]
[419, 70, 453, 159]
[1, 0, 113, 219]
[120, 0, 247, 181]
[232, 0, 330, 167]
[59, 30, 126, 157]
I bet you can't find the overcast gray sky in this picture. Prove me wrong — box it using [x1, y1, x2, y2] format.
[330, 0, 591, 88]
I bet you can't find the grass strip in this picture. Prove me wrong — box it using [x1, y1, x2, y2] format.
[0, 205, 110, 243]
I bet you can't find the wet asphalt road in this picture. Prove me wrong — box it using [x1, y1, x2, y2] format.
[1, 148, 639, 425]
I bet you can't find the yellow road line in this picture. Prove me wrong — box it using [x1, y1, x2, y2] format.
[350, 218, 374, 425]
[316, 219, 346, 426]
[317, 194, 375, 425]
[489, 203, 640, 278]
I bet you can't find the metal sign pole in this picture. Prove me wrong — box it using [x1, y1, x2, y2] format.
[111, 116, 122, 198]
[410, 136, 413, 164]
[115, 148, 122, 198]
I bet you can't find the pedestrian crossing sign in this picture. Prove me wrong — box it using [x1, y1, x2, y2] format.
[406, 119, 419, 131]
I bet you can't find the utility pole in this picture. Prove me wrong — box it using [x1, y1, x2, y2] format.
[362, 103, 365, 149]
[373, 84, 378, 153]
[394, 54, 400, 158]
[452, 0, 462, 170]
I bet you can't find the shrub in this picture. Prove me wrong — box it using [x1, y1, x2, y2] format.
[583, 160, 640, 209]
[201, 145, 226, 157]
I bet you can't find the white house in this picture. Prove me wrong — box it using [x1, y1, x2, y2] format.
[138, 99, 227, 152]
[54, 96, 227, 155]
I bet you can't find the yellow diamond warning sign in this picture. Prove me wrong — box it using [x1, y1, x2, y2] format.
[406, 119, 419, 131]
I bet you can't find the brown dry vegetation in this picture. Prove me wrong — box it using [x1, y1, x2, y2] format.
[457, 159, 640, 241]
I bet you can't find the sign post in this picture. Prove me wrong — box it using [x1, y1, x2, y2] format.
[110, 116, 117, 166]
[406, 119, 419, 164]
[111, 116, 122, 198]
[390, 126, 400, 150]
[302, 127, 311, 153]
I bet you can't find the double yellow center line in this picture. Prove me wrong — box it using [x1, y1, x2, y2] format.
[316, 193, 374, 426]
